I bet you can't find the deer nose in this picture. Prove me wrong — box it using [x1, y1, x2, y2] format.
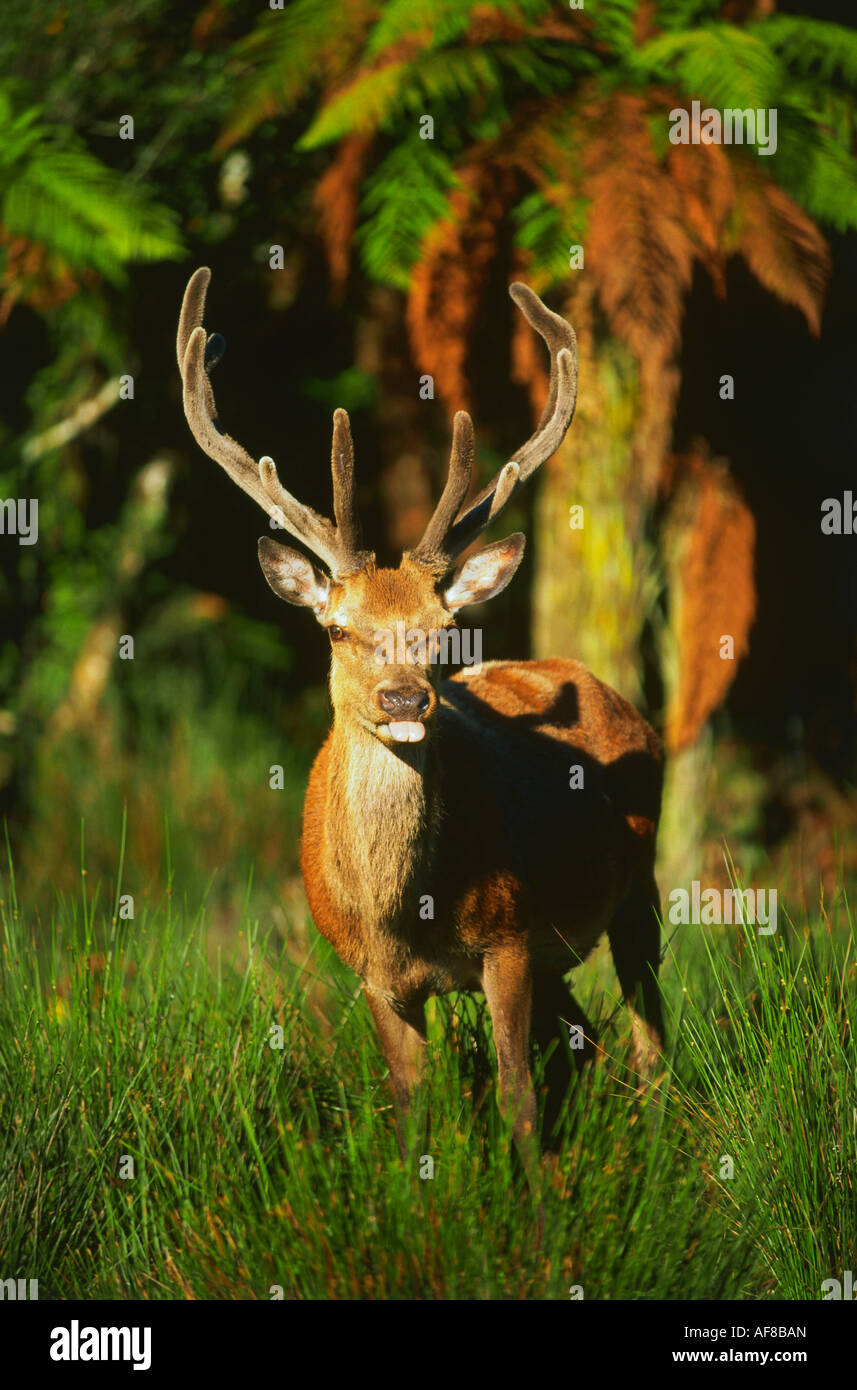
[376, 686, 431, 720]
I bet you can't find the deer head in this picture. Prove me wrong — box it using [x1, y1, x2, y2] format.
[177, 268, 577, 747]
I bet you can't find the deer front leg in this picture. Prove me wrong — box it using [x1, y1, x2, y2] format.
[364, 988, 427, 1157]
[481, 945, 540, 1183]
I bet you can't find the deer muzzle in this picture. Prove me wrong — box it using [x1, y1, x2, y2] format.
[373, 682, 435, 743]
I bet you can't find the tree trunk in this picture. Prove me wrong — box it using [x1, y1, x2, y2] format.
[530, 329, 757, 890]
[531, 335, 657, 711]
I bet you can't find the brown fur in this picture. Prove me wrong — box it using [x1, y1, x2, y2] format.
[177, 269, 663, 1165]
[300, 561, 666, 1157]
[304, 654, 662, 989]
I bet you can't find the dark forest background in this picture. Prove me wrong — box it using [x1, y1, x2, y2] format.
[2, 0, 857, 927]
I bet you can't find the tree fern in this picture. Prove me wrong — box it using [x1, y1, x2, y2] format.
[223, 0, 857, 323]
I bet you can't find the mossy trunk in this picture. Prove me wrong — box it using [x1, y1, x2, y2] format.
[531, 337, 657, 710]
[530, 336, 726, 890]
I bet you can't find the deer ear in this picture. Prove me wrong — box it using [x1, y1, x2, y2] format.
[442, 533, 525, 612]
[258, 537, 331, 618]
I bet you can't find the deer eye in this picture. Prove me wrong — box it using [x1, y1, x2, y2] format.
[328, 625, 346, 642]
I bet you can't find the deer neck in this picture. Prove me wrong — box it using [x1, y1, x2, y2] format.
[324, 714, 440, 928]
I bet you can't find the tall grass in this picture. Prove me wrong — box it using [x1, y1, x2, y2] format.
[0, 814, 853, 1300]
[9, 664, 314, 931]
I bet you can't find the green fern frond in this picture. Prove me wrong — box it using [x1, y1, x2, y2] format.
[366, 0, 555, 57]
[3, 150, 181, 279]
[359, 142, 460, 288]
[0, 93, 182, 281]
[220, 0, 377, 147]
[414, 47, 506, 104]
[496, 42, 600, 90]
[299, 50, 498, 148]
[366, 0, 493, 57]
[298, 62, 409, 148]
[653, 0, 722, 34]
[512, 190, 587, 289]
[0, 91, 45, 163]
[301, 41, 597, 150]
[752, 16, 857, 91]
[633, 25, 782, 112]
[774, 119, 857, 234]
[588, 0, 640, 56]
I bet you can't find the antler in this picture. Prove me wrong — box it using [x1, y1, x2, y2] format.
[410, 282, 577, 570]
[177, 267, 372, 577]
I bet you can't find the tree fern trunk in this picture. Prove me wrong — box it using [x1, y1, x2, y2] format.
[532, 336, 657, 710]
[532, 346, 757, 890]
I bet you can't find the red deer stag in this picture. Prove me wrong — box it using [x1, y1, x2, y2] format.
[177, 267, 665, 1162]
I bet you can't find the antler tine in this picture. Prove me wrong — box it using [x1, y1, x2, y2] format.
[330, 409, 372, 571]
[257, 454, 344, 572]
[507, 281, 578, 470]
[410, 411, 474, 569]
[416, 283, 578, 566]
[177, 268, 371, 578]
[178, 269, 274, 516]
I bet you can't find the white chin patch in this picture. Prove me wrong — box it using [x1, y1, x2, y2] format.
[380, 721, 426, 743]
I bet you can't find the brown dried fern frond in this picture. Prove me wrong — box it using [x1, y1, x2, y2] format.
[730, 163, 830, 336]
[666, 139, 736, 297]
[664, 448, 756, 752]
[313, 135, 372, 297]
[583, 91, 695, 372]
[407, 166, 511, 411]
